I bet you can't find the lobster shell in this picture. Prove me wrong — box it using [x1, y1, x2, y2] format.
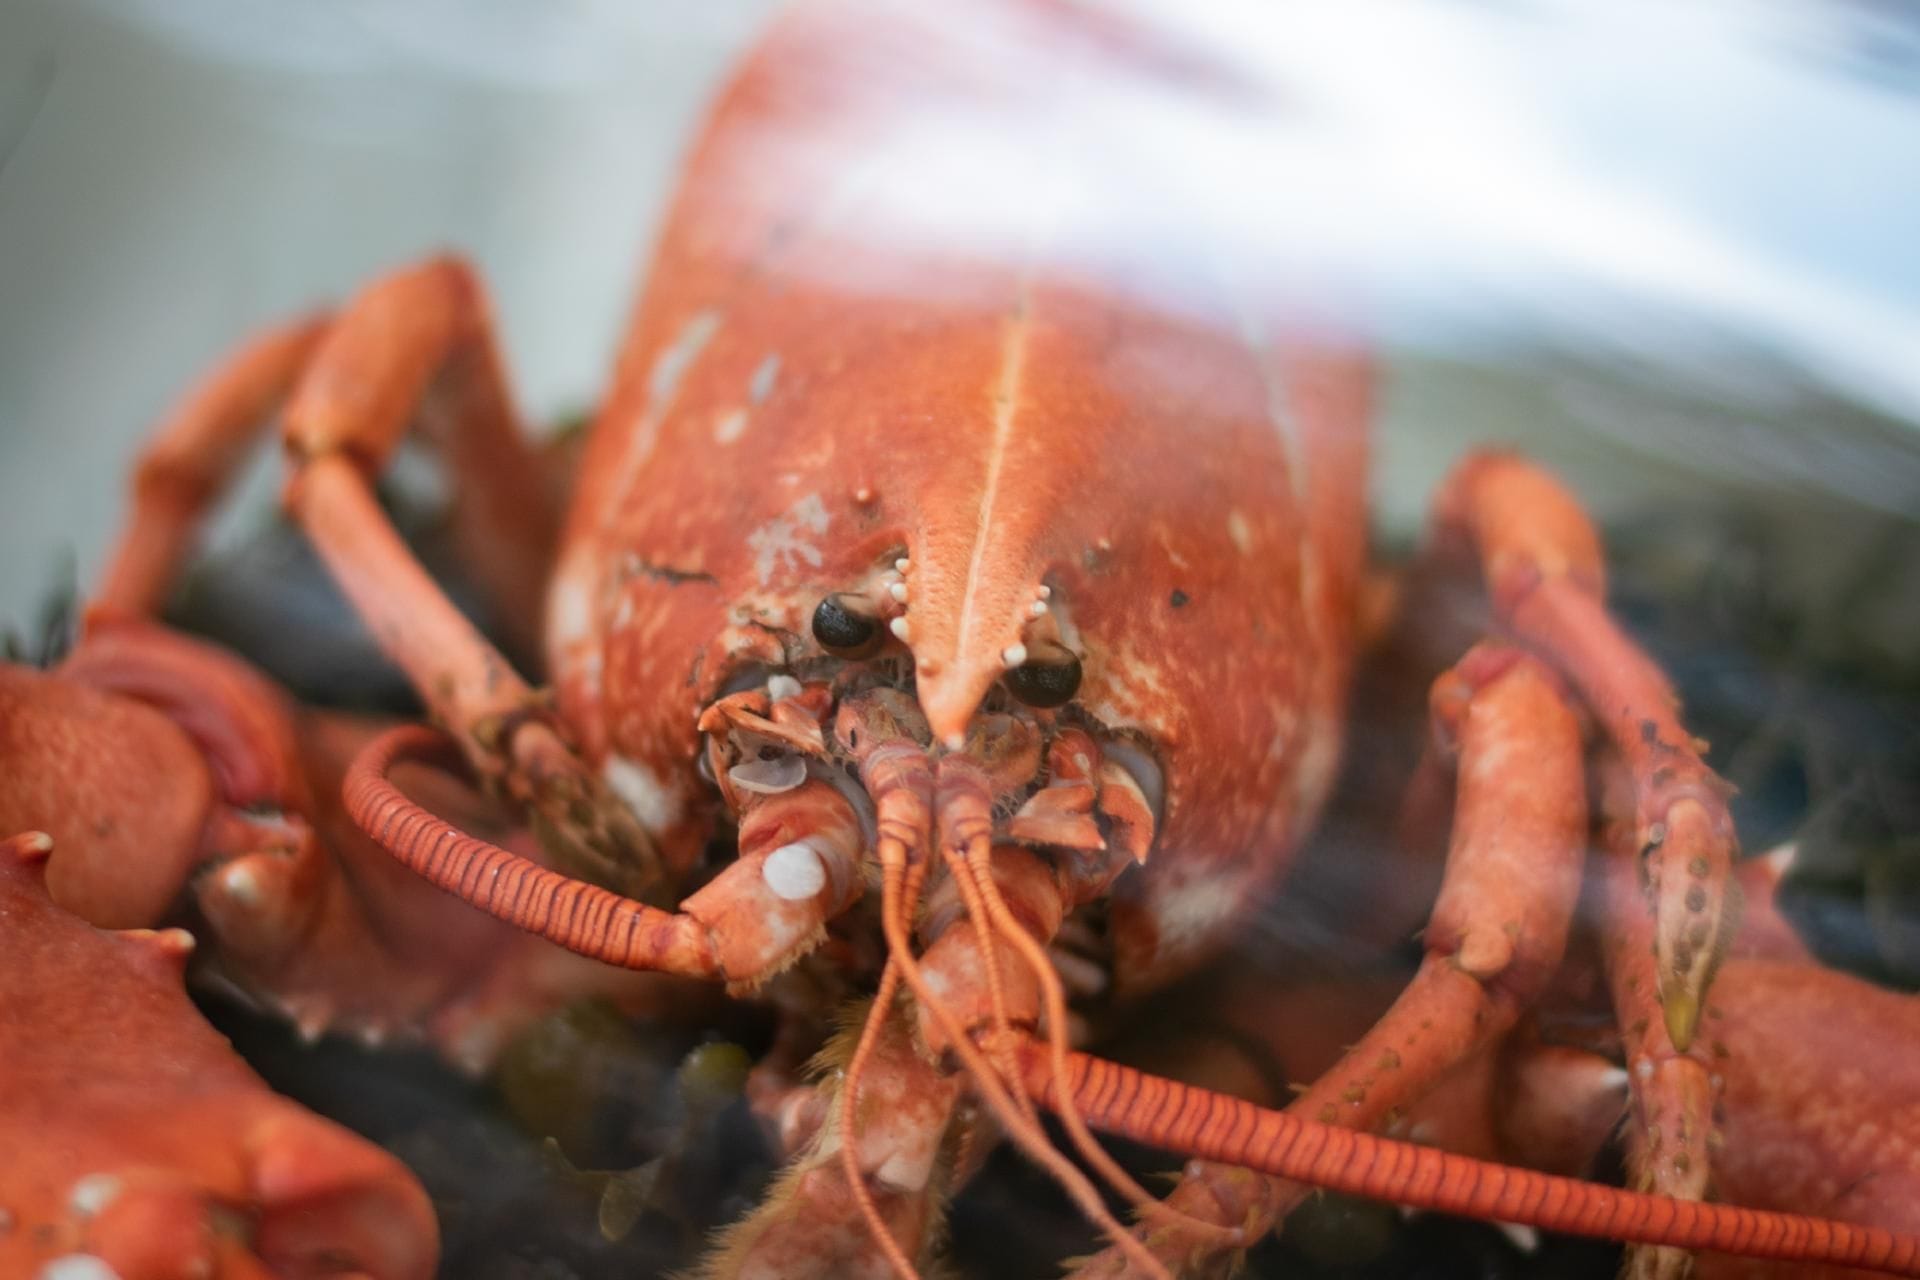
[552, 0, 1371, 990]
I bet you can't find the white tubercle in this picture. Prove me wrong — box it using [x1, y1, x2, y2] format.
[888, 581, 909, 603]
[221, 863, 262, 907]
[894, 558, 911, 573]
[766, 674, 803, 702]
[1035, 584, 1052, 599]
[1029, 600, 1048, 617]
[37, 1256, 122, 1280]
[68, 1174, 122, 1216]
[1001, 643, 1028, 668]
[1494, 1223, 1540, 1254]
[889, 616, 911, 641]
[763, 841, 827, 901]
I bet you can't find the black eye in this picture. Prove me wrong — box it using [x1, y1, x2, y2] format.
[1005, 642, 1081, 708]
[811, 593, 883, 657]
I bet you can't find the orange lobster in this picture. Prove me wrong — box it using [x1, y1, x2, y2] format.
[4, 1, 1918, 1278]
[0, 832, 436, 1280]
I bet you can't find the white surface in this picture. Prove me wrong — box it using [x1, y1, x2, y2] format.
[0, 0, 777, 618]
[1, 0, 1916, 623]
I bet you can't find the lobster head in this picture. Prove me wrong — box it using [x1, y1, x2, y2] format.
[543, 0, 1374, 992]
[548, 268, 1369, 993]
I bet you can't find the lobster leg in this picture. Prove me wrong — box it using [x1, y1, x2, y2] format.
[92, 314, 331, 619]
[1493, 957, 1920, 1280]
[276, 257, 659, 896]
[1071, 644, 1589, 1278]
[1595, 753, 1719, 1280]
[1430, 452, 1746, 1276]
[1432, 450, 1740, 1053]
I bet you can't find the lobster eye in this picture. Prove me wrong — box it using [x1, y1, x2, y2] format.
[1005, 642, 1081, 708]
[811, 593, 883, 657]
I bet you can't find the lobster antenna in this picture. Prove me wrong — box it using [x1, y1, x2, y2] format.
[872, 840, 1175, 1280]
[345, 726, 719, 976]
[962, 835, 1242, 1249]
[838, 935, 920, 1280]
[1018, 1044, 1920, 1277]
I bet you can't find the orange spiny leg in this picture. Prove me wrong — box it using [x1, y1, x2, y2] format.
[1595, 752, 1718, 1280]
[1070, 643, 1588, 1278]
[343, 725, 716, 978]
[277, 257, 654, 897]
[92, 314, 331, 621]
[1432, 450, 1736, 1051]
[1018, 1043, 1920, 1277]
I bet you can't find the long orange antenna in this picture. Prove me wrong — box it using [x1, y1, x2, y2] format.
[839, 954, 920, 1280]
[344, 726, 719, 977]
[1017, 1042, 1920, 1277]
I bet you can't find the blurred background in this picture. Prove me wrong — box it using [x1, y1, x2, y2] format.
[2, 0, 1918, 626]
[2, 1, 1918, 1276]
[0, 0, 778, 618]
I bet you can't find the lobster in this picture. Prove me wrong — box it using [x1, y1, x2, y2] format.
[4, 0, 1918, 1277]
[0, 832, 436, 1280]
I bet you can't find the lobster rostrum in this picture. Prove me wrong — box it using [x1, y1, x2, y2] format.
[7, 0, 1920, 1277]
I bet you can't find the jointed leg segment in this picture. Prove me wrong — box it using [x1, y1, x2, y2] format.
[1433, 453, 1738, 1051]
[1073, 451, 1747, 1277]
[276, 258, 666, 897]
[90, 256, 655, 899]
[94, 315, 332, 621]
[1073, 642, 1590, 1277]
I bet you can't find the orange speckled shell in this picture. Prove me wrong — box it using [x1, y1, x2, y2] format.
[554, 0, 1369, 991]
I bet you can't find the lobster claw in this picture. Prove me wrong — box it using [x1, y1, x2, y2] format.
[0, 658, 217, 929]
[17, 619, 357, 998]
[0, 836, 439, 1279]
[5, 620, 680, 1066]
